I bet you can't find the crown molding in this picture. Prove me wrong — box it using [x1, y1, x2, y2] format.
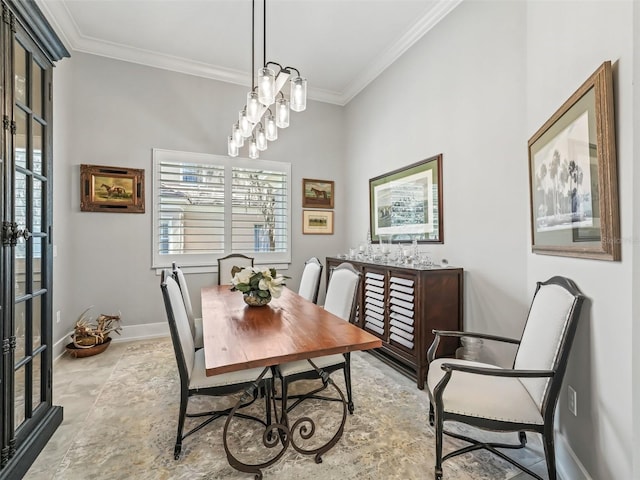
[339, 0, 463, 105]
[37, 0, 462, 106]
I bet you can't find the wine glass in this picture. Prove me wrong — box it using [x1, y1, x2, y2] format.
[381, 236, 391, 262]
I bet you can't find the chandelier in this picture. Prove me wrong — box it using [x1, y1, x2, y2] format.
[228, 0, 307, 159]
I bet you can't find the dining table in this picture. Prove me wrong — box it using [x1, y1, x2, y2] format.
[200, 285, 382, 478]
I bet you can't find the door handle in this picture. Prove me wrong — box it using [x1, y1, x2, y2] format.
[1, 222, 31, 245]
[17, 227, 31, 240]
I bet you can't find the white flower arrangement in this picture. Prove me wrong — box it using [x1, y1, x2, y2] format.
[230, 266, 287, 299]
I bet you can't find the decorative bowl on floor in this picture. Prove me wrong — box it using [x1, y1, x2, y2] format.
[66, 336, 112, 358]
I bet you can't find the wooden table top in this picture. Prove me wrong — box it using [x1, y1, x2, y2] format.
[201, 286, 382, 376]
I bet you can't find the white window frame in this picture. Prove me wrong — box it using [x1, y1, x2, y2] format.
[152, 148, 291, 271]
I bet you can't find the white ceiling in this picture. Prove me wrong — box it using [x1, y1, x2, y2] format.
[36, 0, 462, 105]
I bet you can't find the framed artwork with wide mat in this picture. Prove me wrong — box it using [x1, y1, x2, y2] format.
[302, 210, 334, 234]
[528, 61, 619, 260]
[369, 154, 443, 244]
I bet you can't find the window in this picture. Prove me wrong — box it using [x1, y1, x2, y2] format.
[152, 149, 291, 269]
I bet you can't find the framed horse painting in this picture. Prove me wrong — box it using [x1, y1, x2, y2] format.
[302, 178, 334, 209]
[80, 164, 145, 213]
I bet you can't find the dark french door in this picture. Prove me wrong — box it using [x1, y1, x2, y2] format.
[0, 2, 67, 478]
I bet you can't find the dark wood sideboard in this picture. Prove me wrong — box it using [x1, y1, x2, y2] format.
[326, 257, 464, 389]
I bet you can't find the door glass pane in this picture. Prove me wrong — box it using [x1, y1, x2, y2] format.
[15, 301, 26, 360]
[33, 121, 43, 175]
[15, 256, 26, 297]
[32, 60, 42, 117]
[14, 42, 26, 104]
[32, 295, 42, 349]
[15, 169, 27, 297]
[33, 177, 42, 233]
[32, 353, 42, 411]
[15, 108, 27, 168]
[33, 238, 43, 292]
[14, 366, 26, 428]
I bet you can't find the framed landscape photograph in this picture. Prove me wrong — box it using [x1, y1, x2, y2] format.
[302, 178, 334, 209]
[528, 61, 619, 260]
[302, 210, 334, 235]
[369, 154, 443, 243]
[80, 164, 145, 213]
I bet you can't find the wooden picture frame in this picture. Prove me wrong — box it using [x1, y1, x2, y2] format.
[302, 210, 334, 235]
[369, 154, 443, 243]
[80, 164, 145, 213]
[528, 61, 619, 260]
[302, 178, 334, 209]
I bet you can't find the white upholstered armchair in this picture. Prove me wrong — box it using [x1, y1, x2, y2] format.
[426, 276, 585, 480]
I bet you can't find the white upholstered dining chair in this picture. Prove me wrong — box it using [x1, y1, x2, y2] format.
[172, 262, 203, 349]
[426, 276, 585, 480]
[217, 253, 254, 285]
[297, 256, 323, 303]
[160, 270, 273, 460]
[276, 262, 361, 414]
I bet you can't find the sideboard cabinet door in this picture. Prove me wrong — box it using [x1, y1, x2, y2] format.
[326, 257, 463, 389]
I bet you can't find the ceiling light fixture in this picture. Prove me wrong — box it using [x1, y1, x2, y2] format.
[228, 0, 307, 158]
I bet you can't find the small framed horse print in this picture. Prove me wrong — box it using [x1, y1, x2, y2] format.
[302, 178, 334, 209]
[80, 164, 145, 213]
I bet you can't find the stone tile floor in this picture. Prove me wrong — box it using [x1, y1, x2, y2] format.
[24, 337, 549, 480]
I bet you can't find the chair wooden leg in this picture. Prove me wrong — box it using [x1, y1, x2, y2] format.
[174, 392, 188, 459]
[543, 426, 557, 480]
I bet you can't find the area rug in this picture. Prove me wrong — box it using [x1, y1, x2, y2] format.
[35, 339, 546, 480]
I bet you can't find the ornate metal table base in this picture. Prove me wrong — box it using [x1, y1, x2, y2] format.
[223, 360, 348, 479]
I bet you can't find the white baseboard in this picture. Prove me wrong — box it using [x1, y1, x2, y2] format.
[557, 431, 592, 480]
[53, 322, 170, 361]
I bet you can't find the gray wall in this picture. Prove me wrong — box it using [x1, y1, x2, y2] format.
[52, 52, 346, 342]
[526, 2, 634, 479]
[344, 0, 634, 479]
[345, 1, 528, 358]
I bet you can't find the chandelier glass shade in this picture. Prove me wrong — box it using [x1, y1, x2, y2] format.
[228, 0, 307, 158]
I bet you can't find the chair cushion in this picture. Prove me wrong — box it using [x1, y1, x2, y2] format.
[278, 354, 345, 377]
[427, 358, 543, 425]
[175, 268, 196, 339]
[218, 256, 253, 285]
[298, 262, 322, 302]
[194, 317, 204, 349]
[324, 268, 359, 320]
[165, 277, 196, 379]
[514, 283, 575, 410]
[189, 349, 272, 390]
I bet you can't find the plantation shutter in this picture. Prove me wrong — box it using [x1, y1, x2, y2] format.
[231, 166, 288, 253]
[152, 149, 291, 269]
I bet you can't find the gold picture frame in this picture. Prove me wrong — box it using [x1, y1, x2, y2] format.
[302, 178, 334, 209]
[80, 164, 145, 213]
[302, 210, 334, 235]
[528, 61, 620, 260]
